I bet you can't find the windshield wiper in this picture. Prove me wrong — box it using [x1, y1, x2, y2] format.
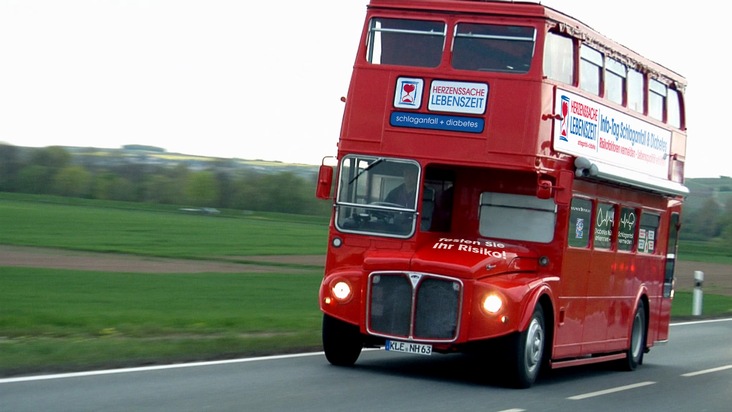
[348, 158, 385, 184]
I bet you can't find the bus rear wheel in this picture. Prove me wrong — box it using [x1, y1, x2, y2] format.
[508, 305, 546, 388]
[322, 314, 363, 366]
[620, 300, 646, 371]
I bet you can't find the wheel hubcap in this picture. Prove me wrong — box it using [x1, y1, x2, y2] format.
[525, 319, 543, 373]
[631, 312, 643, 357]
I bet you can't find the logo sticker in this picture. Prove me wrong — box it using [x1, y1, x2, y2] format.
[394, 77, 424, 109]
[575, 218, 584, 239]
[560, 95, 570, 142]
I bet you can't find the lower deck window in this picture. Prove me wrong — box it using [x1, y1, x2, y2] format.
[618, 207, 637, 251]
[639, 213, 660, 254]
[479, 192, 556, 243]
[568, 197, 592, 248]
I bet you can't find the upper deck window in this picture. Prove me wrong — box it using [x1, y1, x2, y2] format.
[605, 58, 626, 105]
[667, 88, 681, 128]
[452, 23, 535, 73]
[580, 46, 603, 95]
[543, 32, 573, 84]
[627, 68, 645, 113]
[366, 18, 446, 68]
[649, 79, 667, 122]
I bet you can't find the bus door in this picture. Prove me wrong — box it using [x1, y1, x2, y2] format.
[583, 201, 616, 353]
[605, 206, 640, 350]
[554, 196, 592, 358]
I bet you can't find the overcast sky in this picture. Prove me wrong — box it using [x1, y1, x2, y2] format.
[0, 0, 726, 178]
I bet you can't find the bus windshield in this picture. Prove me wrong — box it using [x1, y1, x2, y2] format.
[336, 156, 420, 237]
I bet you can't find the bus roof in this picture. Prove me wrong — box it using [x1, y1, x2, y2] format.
[367, 0, 686, 88]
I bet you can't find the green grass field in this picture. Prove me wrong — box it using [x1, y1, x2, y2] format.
[0, 194, 331, 375]
[0, 193, 329, 258]
[0, 267, 324, 375]
[1, 193, 730, 376]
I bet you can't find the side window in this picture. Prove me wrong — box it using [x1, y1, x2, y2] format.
[479, 192, 556, 243]
[543, 32, 573, 84]
[664, 213, 680, 297]
[604, 58, 626, 105]
[618, 207, 637, 252]
[579, 46, 602, 95]
[627, 68, 644, 113]
[667, 88, 681, 128]
[638, 213, 660, 254]
[568, 197, 592, 248]
[649, 79, 666, 121]
[422, 168, 455, 232]
[594, 202, 615, 249]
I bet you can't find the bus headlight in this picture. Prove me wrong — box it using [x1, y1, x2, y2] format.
[332, 281, 352, 301]
[482, 294, 503, 314]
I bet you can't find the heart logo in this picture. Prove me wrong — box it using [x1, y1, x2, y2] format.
[403, 84, 415, 94]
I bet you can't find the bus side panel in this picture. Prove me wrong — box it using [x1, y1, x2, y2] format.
[553, 248, 589, 359]
[654, 296, 673, 342]
[605, 250, 637, 350]
[582, 249, 614, 353]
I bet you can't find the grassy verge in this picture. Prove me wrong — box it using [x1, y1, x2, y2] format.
[3, 266, 730, 377]
[670, 291, 732, 319]
[0, 267, 324, 376]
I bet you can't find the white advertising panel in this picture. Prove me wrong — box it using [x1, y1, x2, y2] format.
[428, 80, 488, 115]
[553, 89, 671, 179]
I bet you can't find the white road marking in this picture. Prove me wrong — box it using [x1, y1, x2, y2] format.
[567, 381, 656, 400]
[670, 317, 732, 327]
[0, 351, 326, 384]
[682, 364, 732, 377]
[2, 318, 729, 385]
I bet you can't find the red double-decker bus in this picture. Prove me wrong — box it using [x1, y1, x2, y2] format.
[315, 0, 687, 388]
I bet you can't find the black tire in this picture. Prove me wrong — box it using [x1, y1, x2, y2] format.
[620, 300, 646, 371]
[508, 305, 546, 388]
[322, 314, 363, 366]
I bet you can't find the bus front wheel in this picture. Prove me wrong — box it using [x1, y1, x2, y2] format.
[508, 305, 546, 388]
[322, 314, 363, 366]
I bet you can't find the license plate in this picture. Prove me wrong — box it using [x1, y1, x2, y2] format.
[384, 340, 432, 356]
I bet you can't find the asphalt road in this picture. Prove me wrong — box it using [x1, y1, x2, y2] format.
[2, 318, 731, 412]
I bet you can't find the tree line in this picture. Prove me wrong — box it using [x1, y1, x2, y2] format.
[1, 144, 731, 247]
[0, 145, 331, 216]
[683, 194, 732, 243]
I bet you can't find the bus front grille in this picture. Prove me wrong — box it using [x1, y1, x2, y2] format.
[367, 272, 462, 341]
